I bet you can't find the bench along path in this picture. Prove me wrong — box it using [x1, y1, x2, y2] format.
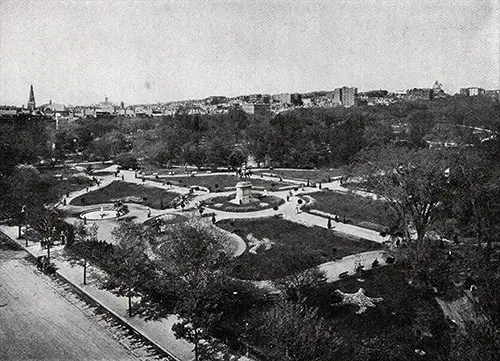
[2, 166, 390, 360]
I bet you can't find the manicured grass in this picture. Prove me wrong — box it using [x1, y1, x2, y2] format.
[159, 174, 292, 191]
[204, 193, 284, 212]
[305, 190, 396, 231]
[218, 217, 381, 280]
[241, 265, 450, 360]
[305, 266, 450, 360]
[70, 181, 181, 209]
[255, 168, 345, 183]
[56, 176, 94, 195]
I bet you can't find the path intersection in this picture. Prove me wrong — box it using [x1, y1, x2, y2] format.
[1, 164, 393, 361]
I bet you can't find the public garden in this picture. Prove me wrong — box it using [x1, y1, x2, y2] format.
[2, 162, 456, 361]
[2, 95, 500, 360]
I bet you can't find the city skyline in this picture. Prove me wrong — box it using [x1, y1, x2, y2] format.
[1, 0, 499, 106]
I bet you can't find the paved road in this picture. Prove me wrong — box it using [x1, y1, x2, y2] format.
[0, 247, 140, 361]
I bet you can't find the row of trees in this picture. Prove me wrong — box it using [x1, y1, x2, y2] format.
[48, 96, 500, 170]
[64, 219, 345, 361]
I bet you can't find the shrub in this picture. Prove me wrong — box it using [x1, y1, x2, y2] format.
[115, 153, 139, 170]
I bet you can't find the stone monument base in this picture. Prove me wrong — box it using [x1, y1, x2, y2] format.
[234, 181, 257, 204]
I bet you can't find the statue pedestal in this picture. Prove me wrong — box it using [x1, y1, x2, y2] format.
[235, 182, 253, 204]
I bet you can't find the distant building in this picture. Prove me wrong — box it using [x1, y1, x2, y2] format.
[332, 87, 357, 107]
[27, 84, 36, 112]
[273, 93, 291, 104]
[290, 93, 303, 106]
[341, 87, 357, 107]
[0, 106, 18, 116]
[406, 88, 433, 101]
[484, 89, 500, 100]
[432, 81, 447, 98]
[241, 103, 270, 116]
[460, 87, 485, 96]
[333, 88, 342, 104]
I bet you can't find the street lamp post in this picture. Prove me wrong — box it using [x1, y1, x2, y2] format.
[19, 205, 26, 240]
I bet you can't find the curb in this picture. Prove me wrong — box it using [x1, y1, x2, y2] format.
[0, 230, 182, 361]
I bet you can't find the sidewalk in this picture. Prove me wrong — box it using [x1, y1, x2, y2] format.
[1, 165, 391, 361]
[0, 225, 194, 361]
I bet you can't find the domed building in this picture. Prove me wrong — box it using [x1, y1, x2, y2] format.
[432, 80, 447, 98]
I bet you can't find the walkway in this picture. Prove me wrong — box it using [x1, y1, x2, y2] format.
[1, 164, 393, 361]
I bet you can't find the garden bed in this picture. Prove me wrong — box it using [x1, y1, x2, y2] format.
[217, 217, 381, 280]
[204, 193, 284, 212]
[70, 181, 180, 209]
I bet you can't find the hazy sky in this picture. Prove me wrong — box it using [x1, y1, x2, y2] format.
[1, 0, 499, 106]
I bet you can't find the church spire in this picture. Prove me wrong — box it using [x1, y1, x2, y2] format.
[27, 84, 36, 112]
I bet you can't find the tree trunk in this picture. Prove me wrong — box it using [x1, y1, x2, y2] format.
[47, 244, 50, 262]
[194, 328, 199, 361]
[83, 259, 87, 285]
[128, 288, 132, 317]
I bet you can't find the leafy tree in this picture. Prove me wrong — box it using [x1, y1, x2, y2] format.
[102, 222, 153, 317]
[24, 207, 63, 262]
[450, 321, 500, 361]
[407, 110, 435, 148]
[252, 299, 342, 361]
[114, 152, 139, 170]
[448, 149, 500, 249]
[66, 222, 99, 285]
[156, 222, 233, 360]
[351, 146, 453, 243]
[274, 250, 327, 301]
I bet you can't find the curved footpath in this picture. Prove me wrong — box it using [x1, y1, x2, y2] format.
[0, 165, 393, 361]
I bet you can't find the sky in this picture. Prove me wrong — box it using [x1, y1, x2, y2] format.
[1, 0, 499, 106]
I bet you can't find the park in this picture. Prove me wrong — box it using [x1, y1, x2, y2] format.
[0, 162, 450, 360]
[1, 93, 499, 360]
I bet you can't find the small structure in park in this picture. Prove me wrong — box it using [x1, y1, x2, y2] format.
[234, 181, 258, 205]
[333, 288, 383, 314]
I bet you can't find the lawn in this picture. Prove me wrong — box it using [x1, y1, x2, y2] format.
[217, 217, 381, 280]
[306, 266, 450, 360]
[305, 190, 396, 231]
[203, 193, 284, 212]
[158, 174, 292, 191]
[255, 168, 345, 183]
[70, 181, 181, 209]
[242, 265, 450, 360]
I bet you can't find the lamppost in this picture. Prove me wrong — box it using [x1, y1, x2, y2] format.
[19, 205, 26, 241]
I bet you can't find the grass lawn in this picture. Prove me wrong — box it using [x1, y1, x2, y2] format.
[217, 217, 381, 280]
[305, 190, 396, 231]
[255, 168, 345, 183]
[159, 174, 292, 191]
[70, 181, 181, 209]
[242, 265, 450, 360]
[204, 193, 284, 212]
[306, 266, 450, 360]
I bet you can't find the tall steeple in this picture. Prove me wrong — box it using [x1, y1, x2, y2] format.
[27, 84, 36, 112]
